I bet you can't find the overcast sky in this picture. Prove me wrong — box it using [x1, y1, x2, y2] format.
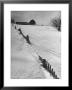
[11, 11, 61, 25]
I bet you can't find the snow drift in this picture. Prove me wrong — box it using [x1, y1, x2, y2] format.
[11, 24, 61, 79]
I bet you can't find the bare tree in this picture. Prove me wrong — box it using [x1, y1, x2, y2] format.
[51, 18, 61, 31]
[11, 18, 15, 24]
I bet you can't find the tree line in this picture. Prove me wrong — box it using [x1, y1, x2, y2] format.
[11, 17, 61, 31]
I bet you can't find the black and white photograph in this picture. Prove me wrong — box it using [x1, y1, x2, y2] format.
[4, 4, 69, 86]
[11, 11, 61, 79]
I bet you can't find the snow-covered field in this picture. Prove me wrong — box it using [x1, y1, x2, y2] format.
[11, 24, 61, 79]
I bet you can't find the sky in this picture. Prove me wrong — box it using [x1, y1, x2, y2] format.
[11, 11, 61, 25]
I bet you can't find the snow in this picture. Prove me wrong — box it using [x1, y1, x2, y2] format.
[11, 24, 61, 79]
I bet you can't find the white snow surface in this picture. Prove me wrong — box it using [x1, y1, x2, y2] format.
[11, 24, 61, 79]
